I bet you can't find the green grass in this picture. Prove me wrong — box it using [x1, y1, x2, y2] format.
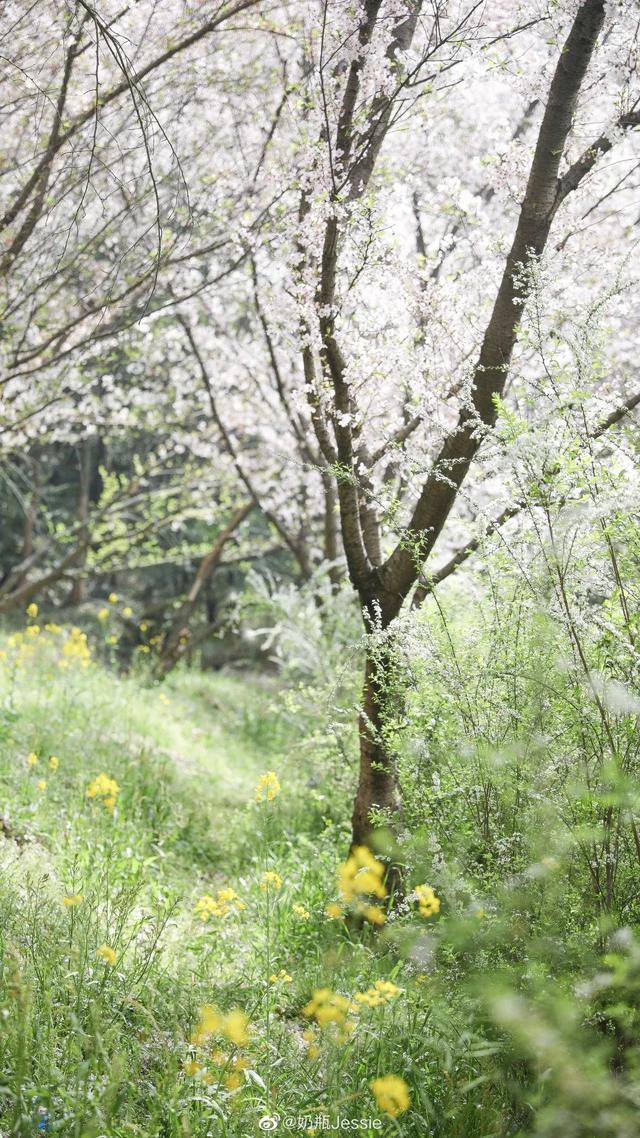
[4, 618, 633, 1138]
[1, 622, 495, 1138]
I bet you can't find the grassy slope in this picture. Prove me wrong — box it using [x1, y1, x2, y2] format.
[0, 625, 502, 1138]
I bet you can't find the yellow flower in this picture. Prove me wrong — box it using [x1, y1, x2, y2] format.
[191, 1004, 221, 1044]
[370, 1075, 410, 1118]
[61, 627, 91, 668]
[87, 772, 120, 812]
[63, 894, 83, 908]
[224, 1072, 242, 1091]
[48, 755, 59, 771]
[96, 944, 117, 966]
[36, 778, 47, 792]
[108, 593, 119, 604]
[324, 902, 344, 919]
[254, 770, 280, 803]
[26, 602, 38, 619]
[292, 903, 310, 920]
[338, 847, 386, 904]
[106, 634, 118, 646]
[260, 870, 282, 891]
[184, 1060, 202, 1077]
[223, 1009, 250, 1046]
[27, 752, 38, 768]
[26, 624, 40, 637]
[139, 622, 149, 632]
[122, 606, 133, 618]
[303, 988, 355, 1028]
[194, 888, 245, 921]
[414, 884, 440, 918]
[269, 969, 292, 984]
[362, 904, 386, 926]
[97, 608, 109, 622]
[191, 1005, 250, 1048]
[44, 623, 61, 634]
[355, 979, 404, 1007]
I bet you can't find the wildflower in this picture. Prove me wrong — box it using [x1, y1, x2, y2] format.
[26, 624, 40, 637]
[106, 634, 118, 646]
[355, 980, 403, 1007]
[303, 988, 355, 1028]
[191, 1004, 221, 1044]
[96, 944, 117, 966]
[36, 779, 47, 792]
[86, 772, 120, 813]
[122, 606, 133, 618]
[48, 755, 59, 772]
[61, 627, 91, 668]
[414, 884, 440, 918]
[97, 608, 109, 622]
[325, 902, 344, 919]
[191, 1005, 250, 1048]
[362, 904, 386, 926]
[269, 969, 292, 983]
[338, 846, 386, 903]
[370, 1075, 410, 1118]
[63, 894, 83, 908]
[139, 622, 149, 632]
[184, 1060, 202, 1077]
[254, 770, 280, 803]
[260, 870, 282, 891]
[27, 752, 38, 768]
[26, 602, 38, 619]
[108, 593, 119, 604]
[44, 623, 61, 634]
[302, 1027, 321, 1060]
[224, 1072, 242, 1090]
[292, 903, 310, 920]
[194, 888, 245, 920]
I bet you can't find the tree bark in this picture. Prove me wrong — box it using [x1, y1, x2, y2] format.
[349, 0, 607, 850]
[351, 649, 403, 847]
[68, 437, 93, 606]
[157, 501, 252, 677]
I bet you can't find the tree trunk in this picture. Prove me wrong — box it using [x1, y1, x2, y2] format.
[350, 637, 400, 851]
[157, 501, 252, 677]
[68, 436, 93, 606]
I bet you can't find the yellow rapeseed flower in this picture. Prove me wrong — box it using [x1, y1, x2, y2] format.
[96, 944, 117, 966]
[191, 1005, 250, 1048]
[86, 772, 120, 812]
[370, 1075, 410, 1118]
[36, 778, 47, 792]
[269, 969, 292, 983]
[325, 902, 344, 919]
[108, 593, 119, 604]
[355, 979, 404, 1007]
[223, 1009, 250, 1046]
[26, 602, 38, 619]
[254, 770, 280, 803]
[194, 888, 245, 920]
[48, 755, 59, 771]
[63, 894, 83, 908]
[260, 870, 282, 891]
[97, 608, 109, 622]
[26, 624, 40, 637]
[27, 752, 38, 768]
[303, 988, 355, 1028]
[338, 846, 386, 903]
[414, 884, 440, 918]
[292, 903, 310, 920]
[122, 606, 133, 618]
